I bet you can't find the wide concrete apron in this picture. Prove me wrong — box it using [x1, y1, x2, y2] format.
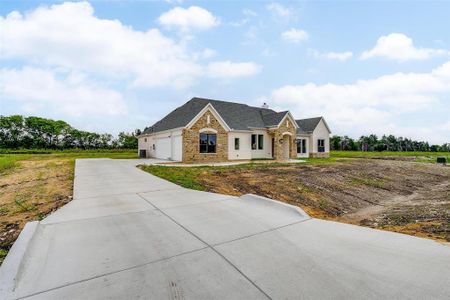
[1, 158, 449, 299]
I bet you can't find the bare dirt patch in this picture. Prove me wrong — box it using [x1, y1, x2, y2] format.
[0, 159, 73, 264]
[193, 159, 450, 242]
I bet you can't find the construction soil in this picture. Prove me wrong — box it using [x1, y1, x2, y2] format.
[196, 159, 450, 242]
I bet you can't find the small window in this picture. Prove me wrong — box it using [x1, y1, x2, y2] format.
[144, 138, 147, 143]
[251, 134, 257, 150]
[152, 144, 155, 150]
[200, 133, 216, 153]
[318, 139, 325, 153]
[258, 134, 264, 150]
[234, 138, 240, 150]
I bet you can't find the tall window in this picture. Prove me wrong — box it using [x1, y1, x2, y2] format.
[200, 133, 217, 153]
[251, 134, 264, 150]
[297, 139, 306, 154]
[234, 138, 240, 150]
[318, 139, 325, 153]
[258, 134, 264, 150]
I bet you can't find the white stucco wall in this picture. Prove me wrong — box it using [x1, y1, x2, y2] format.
[138, 129, 182, 160]
[296, 135, 310, 158]
[138, 136, 152, 157]
[311, 119, 330, 154]
[228, 132, 252, 160]
[250, 130, 273, 159]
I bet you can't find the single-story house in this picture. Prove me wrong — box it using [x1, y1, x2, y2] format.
[138, 97, 331, 162]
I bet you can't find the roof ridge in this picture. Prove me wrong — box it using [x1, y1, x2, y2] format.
[191, 97, 276, 112]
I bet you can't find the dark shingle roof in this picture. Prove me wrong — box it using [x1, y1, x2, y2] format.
[296, 117, 323, 134]
[261, 111, 289, 127]
[143, 97, 287, 134]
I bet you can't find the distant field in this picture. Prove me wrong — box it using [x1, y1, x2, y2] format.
[0, 149, 138, 265]
[331, 150, 450, 161]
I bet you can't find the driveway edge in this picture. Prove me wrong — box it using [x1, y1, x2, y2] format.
[0, 221, 39, 300]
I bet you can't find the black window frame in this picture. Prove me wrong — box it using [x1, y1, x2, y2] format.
[297, 139, 307, 154]
[234, 138, 240, 150]
[258, 134, 264, 150]
[318, 139, 325, 153]
[199, 133, 217, 153]
[251, 134, 264, 150]
[251, 134, 257, 150]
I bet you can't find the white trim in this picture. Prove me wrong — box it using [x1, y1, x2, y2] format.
[186, 103, 231, 131]
[320, 117, 332, 134]
[199, 128, 218, 133]
[281, 131, 293, 136]
[138, 126, 184, 138]
[277, 112, 299, 129]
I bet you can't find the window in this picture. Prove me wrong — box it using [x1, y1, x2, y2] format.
[234, 138, 240, 150]
[144, 138, 147, 143]
[258, 134, 264, 150]
[152, 144, 155, 150]
[318, 139, 325, 153]
[297, 139, 306, 154]
[200, 133, 216, 153]
[251, 134, 264, 150]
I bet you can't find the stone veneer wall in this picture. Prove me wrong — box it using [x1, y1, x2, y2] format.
[311, 152, 330, 158]
[270, 117, 297, 160]
[182, 110, 228, 162]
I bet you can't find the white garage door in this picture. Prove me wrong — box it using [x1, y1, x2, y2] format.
[172, 135, 182, 161]
[155, 137, 171, 160]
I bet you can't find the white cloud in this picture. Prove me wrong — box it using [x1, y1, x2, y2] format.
[281, 28, 309, 44]
[0, 2, 257, 89]
[158, 6, 219, 31]
[0, 67, 127, 117]
[270, 61, 450, 143]
[0, 2, 203, 88]
[266, 3, 291, 19]
[310, 50, 353, 61]
[361, 33, 449, 61]
[242, 9, 257, 17]
[206, 61, 262, 78]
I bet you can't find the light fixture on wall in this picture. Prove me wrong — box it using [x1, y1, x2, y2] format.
[279, 139, 284, 144]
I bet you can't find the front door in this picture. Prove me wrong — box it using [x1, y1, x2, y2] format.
[283, 135, 290, 160]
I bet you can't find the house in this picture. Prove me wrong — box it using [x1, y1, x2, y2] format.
[138, 97, 331, 162]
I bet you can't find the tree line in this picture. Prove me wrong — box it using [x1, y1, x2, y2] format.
[331, 134, 450, 152]
[0, 115, 139, 149]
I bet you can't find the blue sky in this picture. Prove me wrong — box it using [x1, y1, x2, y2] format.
[1, 1, 449, 144]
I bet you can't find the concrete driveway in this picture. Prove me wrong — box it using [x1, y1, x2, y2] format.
[1, 158, 449, 299]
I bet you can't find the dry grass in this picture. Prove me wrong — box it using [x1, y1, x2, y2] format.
[0, 150, 137, 265]
[0, 159, 73, 265]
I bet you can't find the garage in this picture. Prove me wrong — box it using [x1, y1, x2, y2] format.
[155, 137, 171, 160]
[171, 135, 182, 161]
[154, 134, 182, 161]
